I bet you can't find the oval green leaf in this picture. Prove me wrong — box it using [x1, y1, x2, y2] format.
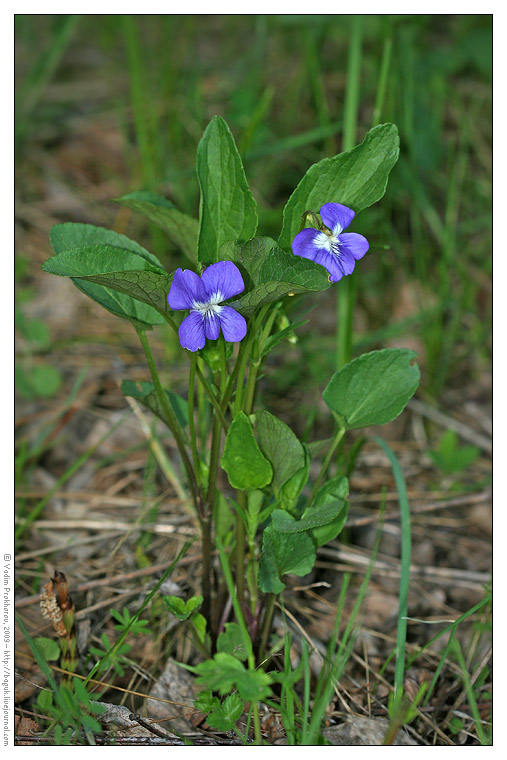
[322, 348, 420, 430]
[221, 412, 273, 490]
[197, 115, 258, 264]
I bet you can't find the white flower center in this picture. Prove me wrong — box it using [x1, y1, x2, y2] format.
[315, 228, 342, 256]
[192, 291, 224, 319]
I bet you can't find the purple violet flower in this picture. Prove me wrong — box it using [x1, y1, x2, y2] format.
[292, 202, 369, 283]
[168, 261, 247, 352]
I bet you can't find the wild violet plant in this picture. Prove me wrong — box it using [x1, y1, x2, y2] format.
[42, 116, 420, 736]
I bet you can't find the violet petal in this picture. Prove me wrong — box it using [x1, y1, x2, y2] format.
[219, 306, 247, 343]
[201, 261, 245, 302]
[320, 202, 355, 234]
[339, 232, 369, 260]
[168, 268, 207, 311]
[178, 311, 205, 352]
[292, 227, 322, 260]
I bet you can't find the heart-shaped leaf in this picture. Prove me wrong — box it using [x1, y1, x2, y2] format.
[323, 348, 420, 430]
[221, 412, 273, 490]
[258, 526, 316, 593]
[255, 410, 306, 494]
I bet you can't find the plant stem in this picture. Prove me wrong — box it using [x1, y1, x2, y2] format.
[194, 362, 228, 432]
[306, 425, 346, 507]
[258, 593, 277, 663]
[201, 513, 214, 645]
[188, 353, 200, 484]
[235, 491, 247, 607]
[136, 329, 200, 512]
[243, 306, 278, 414]
[337, 14, 363, 371]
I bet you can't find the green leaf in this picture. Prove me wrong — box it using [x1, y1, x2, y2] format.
[271, 498, 345, 534]
[48, 223, 166, 327]
[121, 380, 189, 429]
[50, 222, 164, 268]
[217, 622, 249, 662]
[36, 689, 53, 713]
[163, 595, 203, 621]
[194, 690, 219, 713]
[278, 123, 400, 250]
[74, 280, 166, 329]
[231, 245, 331, 316]
[73, 676, 92, 706]
[192, 614, 207, 645]
[258, 525, 316, 593]
[15, 307, 51, 348]
[15, 365, 63, 399]
[266, 476, 348, 549]
[278, 459, 310, 514]
[221, 412, 273, 490]
[33, 637, 60, 662]
[219, 693, 244, 723]
[196, 115, 258, 264]
[205, 693, 244, 730]
[427, 430, 480, 474]
[114, 191, 199, 264]
[79, 713, 103, 732]
[255, 410, 306, 493]
[305, 475, 349, 547]
[194, 653, 272, 701]
[322, 348, 420, 430]
[218, 236, 278, 289]
[42, 245, 172, 317]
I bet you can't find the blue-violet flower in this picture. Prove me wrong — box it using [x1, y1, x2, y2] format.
[168, 261, 247, 352]
[292, 202, 369, 283]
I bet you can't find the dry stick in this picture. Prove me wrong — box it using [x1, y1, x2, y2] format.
[16, 531, 126, 562]
[15, 489, 183, 506]
[123, 394, 189, 505]
[21, 518, 196, 537]
[15, 555, 202, 609]
[318, 545, 490, 589]
[346, 488, 491, 528]
[408, 398, 492, 453]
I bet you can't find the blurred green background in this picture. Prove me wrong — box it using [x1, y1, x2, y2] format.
[15, 14, 492, 404]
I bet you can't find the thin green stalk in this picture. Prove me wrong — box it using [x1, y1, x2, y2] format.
[235, 491, 247, 607]
[336, 15, 363, 371]
[221, 338, 248, 413]
[450, 639, 490, 745]
[306, 425, 346, 508]
[372, 34, 393, 126]
[136, 329, 199, 512]
[194, 362, 228, 432]
[188, 353, 200, 483]
[243, 306, 278, 414]
[373, 437, 411, 711]
[309, 573, 351, 721]
[215, 538, 261, 744]
[258, 593, 277, 664]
